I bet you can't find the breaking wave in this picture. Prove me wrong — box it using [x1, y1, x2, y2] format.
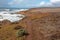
[0, 9, 28, 22]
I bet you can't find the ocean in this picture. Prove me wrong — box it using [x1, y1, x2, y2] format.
[0, 8, 28, 22]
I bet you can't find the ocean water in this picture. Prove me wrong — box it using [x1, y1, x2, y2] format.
[0, 9, 28, 22]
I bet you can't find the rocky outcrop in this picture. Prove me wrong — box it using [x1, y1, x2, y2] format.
[0, 20, 11, 26]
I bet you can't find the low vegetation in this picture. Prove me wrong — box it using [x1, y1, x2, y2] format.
[0, 8, 60, 40]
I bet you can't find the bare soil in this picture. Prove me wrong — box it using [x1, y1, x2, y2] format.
[0, 8, 60, 40]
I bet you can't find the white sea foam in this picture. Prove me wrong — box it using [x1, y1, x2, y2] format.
[0, 9, 27, 22]
[10, 9, 28, 13]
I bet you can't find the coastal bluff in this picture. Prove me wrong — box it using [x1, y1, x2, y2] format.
[0, 8, 60, 40]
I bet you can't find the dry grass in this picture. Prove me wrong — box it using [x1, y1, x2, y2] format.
[0, 8, 60, 40]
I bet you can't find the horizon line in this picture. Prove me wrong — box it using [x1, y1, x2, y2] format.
[0, 7, 60, 9]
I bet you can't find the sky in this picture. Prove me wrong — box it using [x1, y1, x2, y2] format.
[0, 0, 60, 8]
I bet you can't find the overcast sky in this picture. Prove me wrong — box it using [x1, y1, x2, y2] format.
[0, 0, 60, 8]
